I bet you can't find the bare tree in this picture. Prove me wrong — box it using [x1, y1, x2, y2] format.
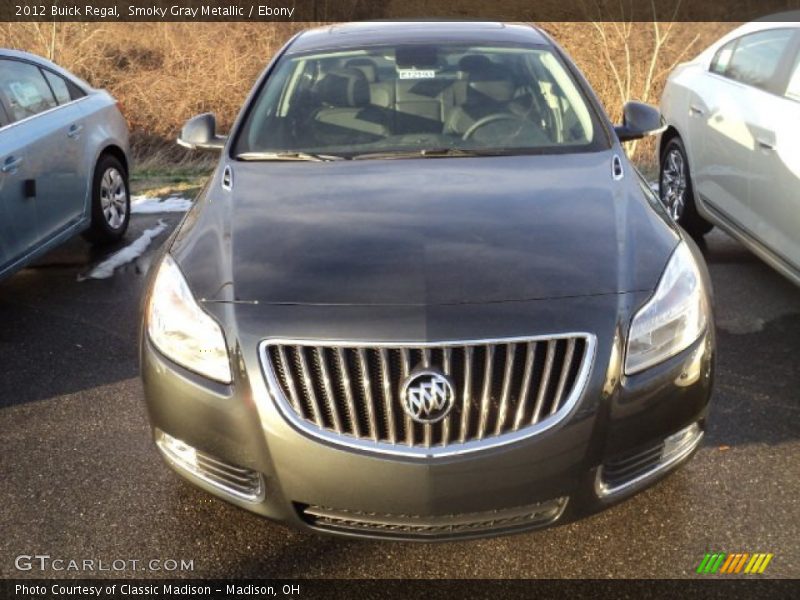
[585, 0, 701, 161]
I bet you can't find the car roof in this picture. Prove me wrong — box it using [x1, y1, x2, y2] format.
[286, 21, 549, 54]
[0, 48, 92, 90]
[1, 48, 62, 69]
[693, 14, 800, 63]
[724, 13, 800, 40]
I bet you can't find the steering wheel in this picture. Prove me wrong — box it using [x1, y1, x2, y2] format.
[462, 113, 528, 141]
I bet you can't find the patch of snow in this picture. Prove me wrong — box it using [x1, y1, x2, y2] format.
[131, 195, 192, 214]
[649, 181, 659, 194]
[78, 220, 168, 281]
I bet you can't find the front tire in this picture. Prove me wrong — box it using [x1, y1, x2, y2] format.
[83, 154, 130, 245]
[659, 137, 712, 238]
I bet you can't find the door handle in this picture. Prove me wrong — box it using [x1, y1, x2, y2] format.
[757, 139, 775, 151]
[67, 123, 84, 138]
[689, 105, 705, 116]
[1, 155, 23, 173]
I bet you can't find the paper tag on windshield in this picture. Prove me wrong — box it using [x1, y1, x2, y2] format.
[397, 69, 436, 79]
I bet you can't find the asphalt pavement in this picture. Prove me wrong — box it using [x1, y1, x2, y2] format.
[0, 213, 798, 579]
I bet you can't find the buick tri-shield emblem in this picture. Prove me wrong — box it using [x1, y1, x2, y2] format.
[400, 369, 456, 423]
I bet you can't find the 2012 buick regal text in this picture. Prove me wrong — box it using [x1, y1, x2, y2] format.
[15, 5, 119, 18]
[139, 22, 714, 541]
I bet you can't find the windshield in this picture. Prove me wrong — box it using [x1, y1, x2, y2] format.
[233, 43, 608, 159]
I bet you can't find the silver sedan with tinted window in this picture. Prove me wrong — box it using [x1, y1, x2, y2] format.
[0, 49, 131, 280]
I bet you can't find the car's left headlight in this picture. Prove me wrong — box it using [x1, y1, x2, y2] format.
[146, 254, 232, 384]
[625, 241, 709, 375]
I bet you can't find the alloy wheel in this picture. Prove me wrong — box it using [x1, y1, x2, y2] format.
[660, 148, 688, 221]
[99, 167, 128, 230]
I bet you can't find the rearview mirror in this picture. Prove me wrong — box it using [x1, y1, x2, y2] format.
[614, 102, 665, 143]
[177, 113, 227, 151]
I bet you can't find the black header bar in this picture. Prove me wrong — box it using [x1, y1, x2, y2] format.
[2, 0, 800, 22]
[3, 578, 799, 600]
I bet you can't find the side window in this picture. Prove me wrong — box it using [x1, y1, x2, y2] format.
[710, 40, 736, 75]
[725, 29, 795, 91]
[0, 59, 57, 122]
[66, 79, 86, 100]
[786, 52, 800, 102]
[42, 69, 72, 104]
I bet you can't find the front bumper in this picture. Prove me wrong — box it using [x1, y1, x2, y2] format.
[140, 297, 714, 541]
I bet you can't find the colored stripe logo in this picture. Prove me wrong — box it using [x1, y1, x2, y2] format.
[696, 552, 773, 574]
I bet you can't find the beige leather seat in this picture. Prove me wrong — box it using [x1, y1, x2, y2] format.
[311, 68, 391, 145]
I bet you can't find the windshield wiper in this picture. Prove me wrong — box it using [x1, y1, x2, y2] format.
[236, 151, 345, 162]
[352, 147, 501, 160]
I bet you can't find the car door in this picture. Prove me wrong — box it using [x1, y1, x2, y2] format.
[0, 103, 8, 268]
[688, 29, 797, 229]
[0, 59, 58, 273]
[35, 67, 91, 240]
[746, 37, 800, 271]
[0, 97, 32, 271]
[0, 59, 88, 257]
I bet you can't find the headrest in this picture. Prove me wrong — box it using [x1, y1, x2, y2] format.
[345, 58, 378, 83]
[466, 62, 515, 103]
[317, 68, 370, 108]
[458, 55, 493, 73]
[469, 78, 515, 103]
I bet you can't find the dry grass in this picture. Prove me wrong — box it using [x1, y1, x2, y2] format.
[0, 20, 734, 172]
[0, 22, 318, 166]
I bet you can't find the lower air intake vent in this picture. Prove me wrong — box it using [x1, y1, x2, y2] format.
[601, 443, 665, 490]
[299, 498, 568, 539]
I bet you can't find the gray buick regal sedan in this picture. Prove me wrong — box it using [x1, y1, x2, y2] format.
[140, 22, 715, 540]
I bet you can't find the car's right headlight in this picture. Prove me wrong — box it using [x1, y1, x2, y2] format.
[146, 254, 232, 384]
[625, 241, 709, 375]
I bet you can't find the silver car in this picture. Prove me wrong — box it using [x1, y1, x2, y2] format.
[0, 49, 131, 280]
[659, 19, 800, 286]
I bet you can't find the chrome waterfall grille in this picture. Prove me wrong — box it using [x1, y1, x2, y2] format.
[261, 335, 594, 456]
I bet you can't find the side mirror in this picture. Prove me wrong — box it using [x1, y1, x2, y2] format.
[177, 113, 227, 151]
[614, 102, 665, 143]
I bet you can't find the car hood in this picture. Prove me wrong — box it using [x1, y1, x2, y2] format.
[172, 151, 678, 306]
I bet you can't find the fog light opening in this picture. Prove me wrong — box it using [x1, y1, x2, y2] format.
[155, 429, 265, 503]
[662, 422, 702, 462]
[596, 421, 704, 498]
[157, 431, 198, 470]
